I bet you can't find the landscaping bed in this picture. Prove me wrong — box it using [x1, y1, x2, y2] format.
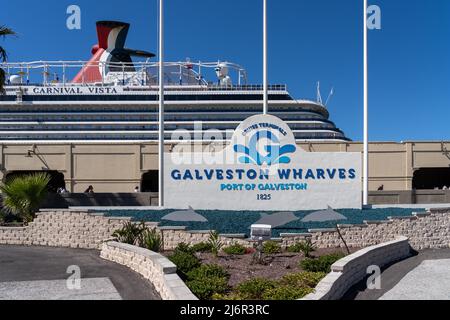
[194, 247, 358, 288]
[110, 222, 360, 300]
[162, 237, 361, 300]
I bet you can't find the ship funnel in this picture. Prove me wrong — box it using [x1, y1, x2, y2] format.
[72, 21, 155, 84]
[96, 21, 129, 50]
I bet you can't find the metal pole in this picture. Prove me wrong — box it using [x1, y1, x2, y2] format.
[263, 0, 268, 115]
[158, 0, 165, 207]
[363, 0, 369, 205]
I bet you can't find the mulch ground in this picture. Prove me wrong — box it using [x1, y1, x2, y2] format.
[194, 247, 360, 287]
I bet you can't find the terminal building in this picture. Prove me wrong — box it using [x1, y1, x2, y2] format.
[1, 21, 449, 205]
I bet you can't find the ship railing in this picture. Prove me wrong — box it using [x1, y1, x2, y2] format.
[0, 60, 260, 88]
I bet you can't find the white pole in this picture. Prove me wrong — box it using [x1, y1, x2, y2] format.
[363, 0, 369, 206]
[158, 0, 165, 207]
[263, 0, 268, 115]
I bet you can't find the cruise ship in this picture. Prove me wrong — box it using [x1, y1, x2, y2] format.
[0, 21, 350, 143]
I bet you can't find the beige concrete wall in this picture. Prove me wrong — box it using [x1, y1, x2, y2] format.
[1, 141, 449, 192]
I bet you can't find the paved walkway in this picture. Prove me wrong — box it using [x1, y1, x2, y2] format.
[344, 249, 450, 300]
[0, 245, 160, 300]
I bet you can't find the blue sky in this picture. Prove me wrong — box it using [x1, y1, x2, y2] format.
[1, 0, 450, 142]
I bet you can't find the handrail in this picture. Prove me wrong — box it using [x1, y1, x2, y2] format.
[0, 60, 252, 87]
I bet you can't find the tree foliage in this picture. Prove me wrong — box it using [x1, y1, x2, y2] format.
[0, 172, 51, 222]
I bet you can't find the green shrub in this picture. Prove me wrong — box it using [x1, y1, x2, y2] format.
[280, 272, 326, 288]
[262, 285, 313, 300]
[223, 243, 247, 255]
[0, 172, 51, 222]
[262, 241, 281, 254]
[287, 239, 316, 257]
[187, 264, 229, 280]
[168, 251, 200, 275]
[286, 243, 302, 253]
[0, 211, 5, 224]
[211, 293, 240, 300]
[207, 231, 223, 257]
[187, 276, 230, 300]
[185, 264, 231, 300]
[0, 210, 23, 224]
[191, 242, 213, 253]
[174, 242, 193, 254]
[235, 278, 277, 300]
[138, 228, 162, 252]
[112, 222, 145, 245]
[300, 253, 345, 273]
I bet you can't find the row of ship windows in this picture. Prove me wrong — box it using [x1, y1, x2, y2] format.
[0, 132, 348, 140]
[1, 94, 293, 102]
[0, 107, 323, 113]
[0, 113, 326, 121]
[0, 123, 338, 130]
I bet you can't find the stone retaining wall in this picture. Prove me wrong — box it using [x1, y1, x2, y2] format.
[0, 208, 449, 250]
[0, 210, 126, 248]
[100, 241, 197, 300]
[299, 208, 450, 250]
[0, 210, 248, 250]
[302, 236, 411, 300]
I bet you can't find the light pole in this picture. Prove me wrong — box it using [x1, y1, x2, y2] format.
[158, 0, 165, 207]
[363, 0, 369, 206]
[263, 0, 268, 115]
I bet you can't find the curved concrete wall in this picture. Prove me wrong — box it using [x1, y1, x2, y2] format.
[302, 236, 411, 300]
[100, 242, 198, 300]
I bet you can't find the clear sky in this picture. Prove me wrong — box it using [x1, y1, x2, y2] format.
[1, 0, 450, 142]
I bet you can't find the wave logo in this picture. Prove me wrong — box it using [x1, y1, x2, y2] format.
[233, 130, 296, 165]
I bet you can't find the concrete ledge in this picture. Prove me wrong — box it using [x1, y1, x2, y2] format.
[308, 228, 338, 233]
[38, 208, 90, 213]
[187, 230, 211, 234]
[363, 220, 392, 225]
[0, 226, 28, 230]
[280, 233, 312, 238]
[220, 233, 247, 239]
[388, 216, 418, 221]
[88, 212, 105, 216]
[158, 226, 187, 231]
[337, 224, 368, 228]
[428, 207, 450, 213]
[302, 236, 411, 300]
[100, 241, 198, 300]
[106, 216, 133, 221]
[412, 212, 432, 217]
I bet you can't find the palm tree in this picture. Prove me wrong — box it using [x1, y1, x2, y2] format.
[0, 25, 16, 94]
[0, 173, 51, 223]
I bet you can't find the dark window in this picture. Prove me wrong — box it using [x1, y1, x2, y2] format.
[412, 168, 450, 190]
[141, 171, 158, 193]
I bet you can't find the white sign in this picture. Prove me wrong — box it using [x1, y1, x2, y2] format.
[29, 86, 123, 95]
[165, 114, 362, 210]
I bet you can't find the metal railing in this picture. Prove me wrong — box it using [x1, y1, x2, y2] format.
[0, 60, 252, 87]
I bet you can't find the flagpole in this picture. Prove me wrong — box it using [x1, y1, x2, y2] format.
[158, 0, 165, 207]
[263, 0, 268, 115]
[363, 0, 369, 206]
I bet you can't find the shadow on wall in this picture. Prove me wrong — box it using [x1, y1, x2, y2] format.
[41, 193, 159, 208]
